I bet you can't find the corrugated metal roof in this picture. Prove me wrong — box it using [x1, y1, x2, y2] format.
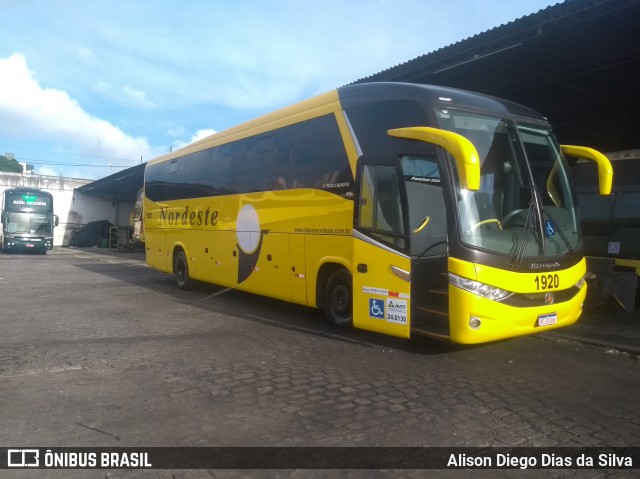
[82, 0, 640, 197]
[75, 162, 145, 200]
[352, 0, 640, 152]
[351, 1, 564, 84]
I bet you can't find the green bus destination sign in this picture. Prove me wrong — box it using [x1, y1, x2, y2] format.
[5, 193, 52, 213]
[11, 195, 49, 207]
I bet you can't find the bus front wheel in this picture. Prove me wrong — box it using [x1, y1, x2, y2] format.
[174, 250, 197, 290]
[324, 268, 353, 329]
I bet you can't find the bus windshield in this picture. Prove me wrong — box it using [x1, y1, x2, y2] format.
[436, 108, 580, 262]
[5, 212, 52, 235]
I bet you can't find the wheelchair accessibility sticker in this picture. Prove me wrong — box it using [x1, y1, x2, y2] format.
[369, 298, 385, 319]
[544, 219, 556, 237]
[369, 298, 408, 324]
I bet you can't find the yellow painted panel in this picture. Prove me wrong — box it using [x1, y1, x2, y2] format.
[144, 228, 168, 273]
[448, 256, 477, 280]
[193, 230, 238, 287]
[447, 256, 587, 343]
[305, 234, 353, 308]
[448, 257, 586, 293]
[449, 282, 586, 344]
[289, 233, 308, 305]
[473, 259, 586, 293]
[237, 232, 291, 302]
[352, 236, 411, 338]
[146, 189, 354, 307]
[613, 258, 640, 275]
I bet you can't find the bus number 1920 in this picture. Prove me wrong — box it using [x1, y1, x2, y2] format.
[534, 273, 559, 290]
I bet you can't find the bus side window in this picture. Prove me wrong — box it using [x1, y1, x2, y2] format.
[210, 144, 236, 195]
[145, 161, 169, 202]
[358, 164, 405, 249]
[290, 114, 352, 196]
[401, 155, 447, 258]
[237, 129, 290, 193]
[184, 149, 213, 197]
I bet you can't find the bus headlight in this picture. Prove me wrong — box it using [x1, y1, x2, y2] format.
[449, 273, 513, 301]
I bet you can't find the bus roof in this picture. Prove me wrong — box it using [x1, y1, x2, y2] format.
[337, 82, 548, 122]
[147, 82, 550, 167]
[2, 187, 52, 195]
[147, 89, 341, 167]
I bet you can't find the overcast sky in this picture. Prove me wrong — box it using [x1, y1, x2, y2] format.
[0, 0, 558, 179]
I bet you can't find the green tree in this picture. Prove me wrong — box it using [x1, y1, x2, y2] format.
[0, 155, 24, 173]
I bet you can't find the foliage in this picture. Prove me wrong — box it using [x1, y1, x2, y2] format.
[0, 155, 24, 173]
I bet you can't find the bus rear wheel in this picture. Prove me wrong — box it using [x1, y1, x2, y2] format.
[324, 268, 353, 329]
[174, 250, 197, 290]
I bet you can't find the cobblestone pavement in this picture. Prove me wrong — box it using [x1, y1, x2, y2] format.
[0, 248, 638, 479]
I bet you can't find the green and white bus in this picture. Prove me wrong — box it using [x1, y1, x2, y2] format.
[0, 187, 58, 253]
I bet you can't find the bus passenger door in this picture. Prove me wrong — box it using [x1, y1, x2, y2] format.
[352, 158, 411, 338]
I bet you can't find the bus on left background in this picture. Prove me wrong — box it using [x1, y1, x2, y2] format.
[131, 187, 145, 245]
[0, 187, 58, 253]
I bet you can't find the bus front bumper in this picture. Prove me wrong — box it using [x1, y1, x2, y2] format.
[448, 283, 587, 344]
[3, 236, 51, 251]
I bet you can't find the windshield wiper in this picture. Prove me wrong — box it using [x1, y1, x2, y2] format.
[512, 202, 536, 265]
[541, 208, 575, 258]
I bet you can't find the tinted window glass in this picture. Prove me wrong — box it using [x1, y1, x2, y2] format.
[145, 114, 353, 201]
[237, 129, 290, 193]
[358, 164, 405, 249]
[183, 150, 214, 197]
[346, 100, 432, 157]
[165, 158, 191, 200]
[401, 156, 447, 257]
[290, 114, 353, 198]
[145, 161, 169, 201]
[146, 156, 207, 201]
[210, 144, 236, 195]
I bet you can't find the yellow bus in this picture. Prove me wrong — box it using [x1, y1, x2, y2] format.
[143, 82, 612, 344]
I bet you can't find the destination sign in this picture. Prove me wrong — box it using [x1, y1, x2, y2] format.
[6, 194, 52, 212]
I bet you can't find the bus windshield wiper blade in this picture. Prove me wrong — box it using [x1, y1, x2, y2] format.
[542, 208, 575, 257]
[513, 202, 535, 265]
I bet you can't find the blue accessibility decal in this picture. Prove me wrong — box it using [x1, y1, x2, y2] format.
[369, 298, 385, 319]
[545, 219, 556, 237]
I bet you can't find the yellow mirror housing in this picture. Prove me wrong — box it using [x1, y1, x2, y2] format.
[388, 127, 481, 191]
[561, 145, 613, 195]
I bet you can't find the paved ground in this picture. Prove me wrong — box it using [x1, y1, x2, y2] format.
[0, 248, 639, 479]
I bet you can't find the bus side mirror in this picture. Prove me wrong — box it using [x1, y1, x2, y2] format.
[561, 145, 613, 196]
[0, 212, 4, 223]
[388, 126, 480, 190]
[54, 215, 59, 227]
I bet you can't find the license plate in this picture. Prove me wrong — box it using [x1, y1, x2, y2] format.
[536, 313, 557, 327]
[25, 244, 34, 248]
